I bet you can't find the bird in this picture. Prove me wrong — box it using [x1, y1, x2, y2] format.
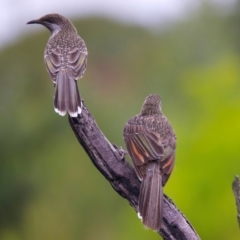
[27, 13, 88, 117]
[123, 94, 176, 231]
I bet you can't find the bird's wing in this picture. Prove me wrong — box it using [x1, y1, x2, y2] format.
[44, 48, 62, 84]
[68, 46, 87, 80]
[124, 123, 175, 180]
[124, 123, 164, 164]
[161, 148, 175, 186]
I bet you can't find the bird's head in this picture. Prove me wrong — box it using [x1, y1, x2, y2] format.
[140, 94, 162, 116]
[27, 13, 76, 34]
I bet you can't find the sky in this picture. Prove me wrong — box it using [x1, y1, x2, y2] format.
[0, 0, 237, 49]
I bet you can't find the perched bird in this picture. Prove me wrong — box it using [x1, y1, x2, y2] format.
[27, 13, 88, 117]
[123, 94, 176, 231]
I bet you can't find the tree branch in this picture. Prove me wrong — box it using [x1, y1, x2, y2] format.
[232, 175, 240, 228]
[68, 103, 200, 240]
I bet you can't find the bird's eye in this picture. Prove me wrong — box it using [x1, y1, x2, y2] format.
[46, 19, 53, 23]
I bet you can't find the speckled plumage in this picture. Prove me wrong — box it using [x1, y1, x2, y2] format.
[123, 94, 176, 231]
[27, 13, 88, 117]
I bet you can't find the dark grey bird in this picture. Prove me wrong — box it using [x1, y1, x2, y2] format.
[123, 94, 176, 231]
[27, 13, 87, 117]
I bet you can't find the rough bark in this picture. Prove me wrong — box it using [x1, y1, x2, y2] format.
[68, 103, 200, 240]
[232, 175, 240, 228]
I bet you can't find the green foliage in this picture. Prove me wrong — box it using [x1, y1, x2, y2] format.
[1, 4, 240, 240]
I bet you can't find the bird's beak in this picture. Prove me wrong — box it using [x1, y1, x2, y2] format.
[27, 19, 41, 25]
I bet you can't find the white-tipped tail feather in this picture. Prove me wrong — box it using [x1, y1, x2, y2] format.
[54, 69, 82, 117]
[138, 162, 163, 231]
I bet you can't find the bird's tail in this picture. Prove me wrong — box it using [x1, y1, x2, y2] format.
[54, 69, 82, 117]
[138, 162, 163, 231]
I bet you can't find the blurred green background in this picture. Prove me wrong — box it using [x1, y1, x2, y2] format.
[1, 2, 240, 240]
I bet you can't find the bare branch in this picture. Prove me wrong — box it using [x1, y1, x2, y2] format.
[68, 103, 200, 240]
[232, 175, 240, 228]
